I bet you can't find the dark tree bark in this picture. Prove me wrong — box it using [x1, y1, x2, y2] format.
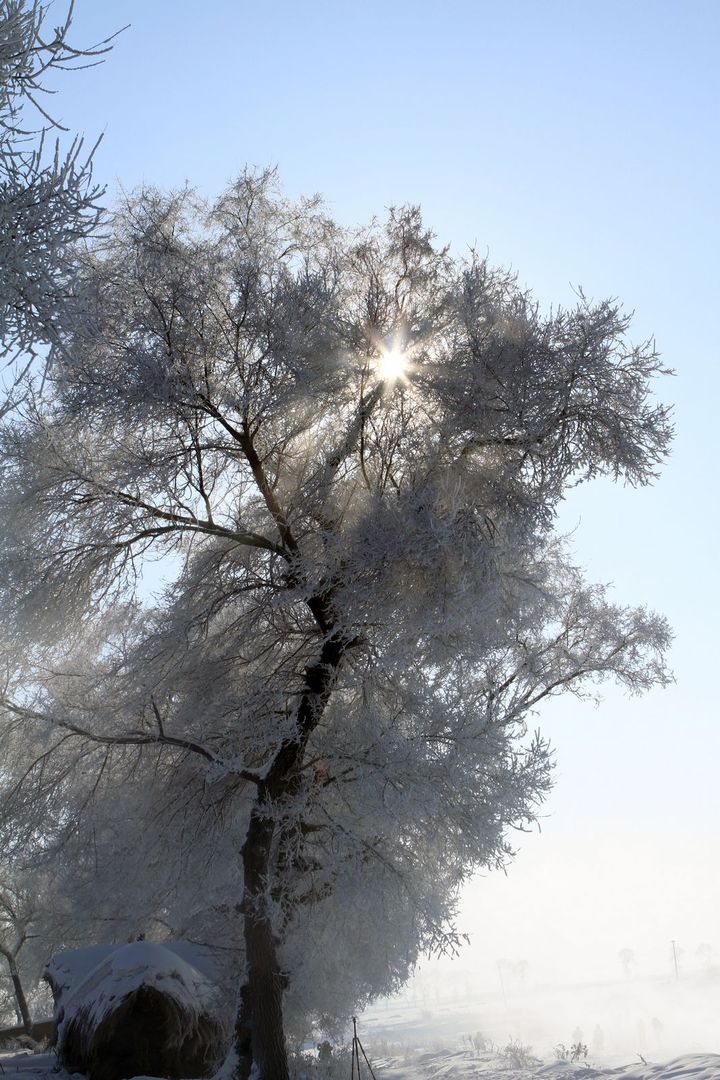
[236, 808, 289, 1080]
[1, 950, 32, 1033]
[234, 623, 351, 1079]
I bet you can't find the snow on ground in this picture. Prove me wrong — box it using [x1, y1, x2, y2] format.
[0, 1052, 60, 1079]
[3, 1048, 720, 1080]
[370, 1050, 720, 1080]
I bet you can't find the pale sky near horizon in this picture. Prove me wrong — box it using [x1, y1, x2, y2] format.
[46, 1, 720, 990]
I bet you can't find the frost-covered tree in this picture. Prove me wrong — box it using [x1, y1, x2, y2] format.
[0, 172, 672, 1078]
[0, 869, 57, 1030]
[0, 740, 423, 1039]
[0, 734, 88, 1030]
[0, 0, 111, 404]
[0, 877, 36, 1028]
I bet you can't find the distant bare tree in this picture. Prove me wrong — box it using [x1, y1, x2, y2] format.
[696, 942, 714, 970]
[619, 947, 637, 977]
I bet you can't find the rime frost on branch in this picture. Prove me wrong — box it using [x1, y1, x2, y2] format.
[0, 1, 112, 382]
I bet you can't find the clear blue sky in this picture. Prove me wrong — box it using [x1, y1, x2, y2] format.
[50, 0, 720, 981]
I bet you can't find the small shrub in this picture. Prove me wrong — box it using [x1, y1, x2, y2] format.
[554, 1039, 589, 1063]
[499, 1038, 538, 1068]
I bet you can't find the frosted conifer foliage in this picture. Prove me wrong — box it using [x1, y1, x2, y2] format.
[0, 172, 673, 1079]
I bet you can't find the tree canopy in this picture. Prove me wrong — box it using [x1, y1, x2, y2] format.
[0, 0, 115, 425]
[0, 0, 115, 1034]
[0, 170, 672, 1077]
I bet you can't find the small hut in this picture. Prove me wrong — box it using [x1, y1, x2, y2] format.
[46, 941, 228, 1080]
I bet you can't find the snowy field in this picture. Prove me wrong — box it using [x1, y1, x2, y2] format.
[362, 971, 720, 1057]
[2, 970, 719, 1080]
[2, 1048, 720, 1080]
[374, 1051, 720, 1080]
[350, 973, 720, 1080]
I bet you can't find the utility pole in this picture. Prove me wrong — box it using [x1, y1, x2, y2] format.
[671, 940, 679, 980]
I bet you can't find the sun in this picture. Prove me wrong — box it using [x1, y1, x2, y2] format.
[377, 345, 408, 382]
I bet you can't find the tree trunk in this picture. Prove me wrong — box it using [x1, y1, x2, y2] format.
[233, 621, 351, 1078]
[8, 956, 32, 1033]
[235, 806, 289, 1080]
